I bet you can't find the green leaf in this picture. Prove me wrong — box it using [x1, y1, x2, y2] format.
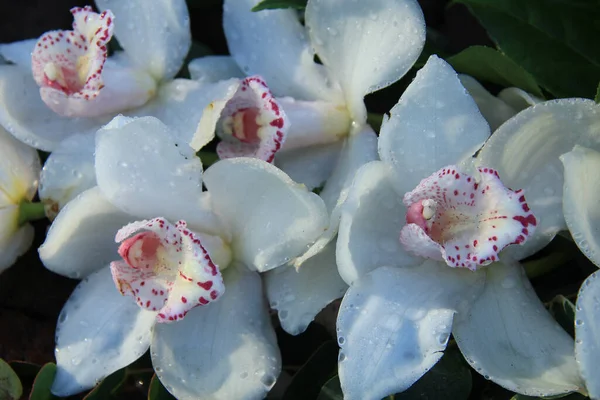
[454, 0, 600, 98]
[447, 46, 543, 97]
[316, 376, 343, 400]
[0, 359, 23, 400]
[595, 81, 600, 103]
[522, 235, 578, 279]
[252, 0, 307, 11]
[316, 347, 472, 400]
[548, 295, 576, 337]
[283, 341, 338, 400]
[148, 374, 176, 400]
[83, 368, 127, 400]
[29, 363, 57, 400]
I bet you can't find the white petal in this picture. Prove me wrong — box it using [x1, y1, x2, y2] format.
[453, 260, 584, 396]
[575, 270, 600, 399]
[293, 127, 378, 267]
[476, 99, 600, 260]
[39, 186, 135, 279]
[52, 267, 156, 396]
[151, 265, 281, 400]
[275, 141, 343, 190]
[379, 55, 490, 195]
[188, 56, 244, 82]
[305, 0, 425, 122]
[337, 262, 485, 400]
[337, 161, 418, 285]
[560, 146, 600, 267]
[95, 0, 190, 81]
[0, 39, 36, 69]
[320, 126, 378, 212]
[223, 0, 341, 102]
[278, 97, 351, 151]
[458, 74, 518, 131]
[187, 79, 241, 151]
[0, 209, 34, 274]
[203, 158, 328, 272]
[0, 65, 106, 151]
[264, 241, 347, 335]
[497, 87, 543, 111]
[95, 116, 225, 236]
[39, 132, 96, 219]
[0, 124, 40, 204]
[131, 78, 237, 147]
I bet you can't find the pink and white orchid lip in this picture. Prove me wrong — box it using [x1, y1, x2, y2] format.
[217, 76, 288, 163]
[32, 7, 113, 105]
[110, 217, 226, 323]
[400, 165, 537, 270]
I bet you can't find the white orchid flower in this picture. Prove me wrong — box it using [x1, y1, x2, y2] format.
[335, 55, 585, 400]
[210, 0, 425, 336]
[0, 125, 42, 273]
[38, 116, 328, 399]
[458, 74, 543, 131]
[0, 1, 287, 158]
[473, 90, 600, 397]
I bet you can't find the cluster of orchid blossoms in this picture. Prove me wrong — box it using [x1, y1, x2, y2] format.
[1, 0, 600, 399]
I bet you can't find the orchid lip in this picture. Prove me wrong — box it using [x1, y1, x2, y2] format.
[400, 165, 537, 270]
[110, 217, 226, 323]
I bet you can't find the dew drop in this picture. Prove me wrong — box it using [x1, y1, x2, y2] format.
[338, 336, 346, 345]
[338, 352, 347, 362]
[575, 319, 584, 326]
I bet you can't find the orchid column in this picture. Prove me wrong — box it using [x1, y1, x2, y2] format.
[38, 116, 329, 400]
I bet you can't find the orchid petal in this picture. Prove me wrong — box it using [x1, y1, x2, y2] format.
[278, 97, 351, 151]
[575, 270, 600, 399]
[0, 65, 105, 150]
[265, 241, 347, 335]
[275, 141, 343, 190]
[305, 0, 425, 123]
[131, 78, 235, 146]
[337, 161, 418, 285]
[379, 56, 490, 195]
[0, 209, 34, 273]
[497, 87, 542, 111]
[203, 158, 328, 272]
[0, 38, 36, 68]
[38, 62, 156, 118]
[223, 0, 340, 102]
[112, 218, 225, 322]
[0, 125, 40, 204]
[476, 99, 600, 260]
[320, 126, 378, 212]
[95, 116, 225, 237]
[458, 74, 518, 131]
[39, 186, 134, 279]
[453, 260, 583, 396]
[560, 146, 600, 267]
[39, 132, 96, 219]
[293, 127, 378, 267]
[95, 0, 191, 81]
[151, 265, 281, 400]
[51, 267, 156, 396]
[337, 262, 485, 400]
[188, 56, 244, 82]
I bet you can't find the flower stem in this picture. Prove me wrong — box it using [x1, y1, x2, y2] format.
[18, 201, 46, 225]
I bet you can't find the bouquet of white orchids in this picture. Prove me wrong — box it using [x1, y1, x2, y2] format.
[0, 0, 599, 399]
